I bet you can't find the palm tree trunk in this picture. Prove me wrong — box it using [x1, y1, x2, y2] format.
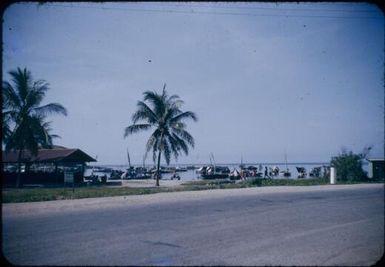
[155, 132, 165, 187]
[156, 150, 161, 187]
[16, 149, 23, 188]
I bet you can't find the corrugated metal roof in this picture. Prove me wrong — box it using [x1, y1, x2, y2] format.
[2, 148, 96, 163]
[367, 158, 385, 162]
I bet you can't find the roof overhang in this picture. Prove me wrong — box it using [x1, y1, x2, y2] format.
[2, 148, 97, 163]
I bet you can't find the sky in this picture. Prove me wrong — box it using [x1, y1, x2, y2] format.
[2, 2, 384, 165]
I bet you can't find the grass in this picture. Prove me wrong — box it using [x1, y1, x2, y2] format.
[3, 177, 383, 203]
[2, 186, 170, 203]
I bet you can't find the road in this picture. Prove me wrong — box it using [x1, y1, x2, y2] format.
[2, 184, 384, 266]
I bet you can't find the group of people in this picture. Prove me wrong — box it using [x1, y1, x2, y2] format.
[264, 166, 281, 178]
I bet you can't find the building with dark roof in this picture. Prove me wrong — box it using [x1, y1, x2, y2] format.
[2, 147, 96, 186]
[367, 158, 384, 180]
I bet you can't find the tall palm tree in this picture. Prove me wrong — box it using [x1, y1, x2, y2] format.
[124, 84, 197, 186]
[2, 67, 67, 187]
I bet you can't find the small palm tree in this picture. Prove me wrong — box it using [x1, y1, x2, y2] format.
[124, 84, 197, 186]
[2, 67, 67, 187]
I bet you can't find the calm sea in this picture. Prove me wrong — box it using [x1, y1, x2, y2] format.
[87, 162, 369, 181]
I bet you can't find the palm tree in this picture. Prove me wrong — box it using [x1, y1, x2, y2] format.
[124, 84, 197, 186]
[2, 67, 67, 187]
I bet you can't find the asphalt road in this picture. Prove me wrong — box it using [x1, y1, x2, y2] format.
[2, 184, 384, 266]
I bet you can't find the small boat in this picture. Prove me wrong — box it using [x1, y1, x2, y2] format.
[175, 166, 188, 172]
[280, 170, 291, 177]
[229, 169, 241, 180]
[309, 167, 322, 177]
[196, 166, 207, 175]
[243, 166, 263, 177]
[280, 151, 291, 177]
[201, 166, 230, 179]
[296, 167, 306, 178]
[121, 167, 152, 179]
[149, 167, 174, 174]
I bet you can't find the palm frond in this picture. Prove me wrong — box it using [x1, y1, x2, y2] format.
[132, 101, 158, 124]
[25, 80, 50, 108]
[2, 81, 21, 109]
[33, 103, 68, 116]
[143, 89, 166, 118]
[163, 104, 181, 123]
[172, 128, 195, 148]
[171, 133, 189, 155]
[167, 94, 181, 103]
[29, 115, 53, 149]
[170, 122, 186, 130]
[9, 68, 33, 103]
[170, 111, 198, 124]
[124, 124, 152, 137]
[144, 129, 161, 163]
[167, 134, 183, 160]
[143, 91, 163, 108]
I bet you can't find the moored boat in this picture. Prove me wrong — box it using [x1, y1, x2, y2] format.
[296, 167, 306, 178]
[201, 166, 230, 179]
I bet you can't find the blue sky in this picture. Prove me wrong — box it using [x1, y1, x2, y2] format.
[3, 2, 384, 165]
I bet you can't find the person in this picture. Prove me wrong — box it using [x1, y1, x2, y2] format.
[240, 169, 244, 180]
[171, 170, 180, 180]
[264, 166, 268, 178]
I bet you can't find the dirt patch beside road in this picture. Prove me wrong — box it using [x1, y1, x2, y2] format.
[120, 179, 184, 188]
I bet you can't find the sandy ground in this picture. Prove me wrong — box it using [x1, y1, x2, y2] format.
[120, 179, 185, 188]
[3, 184, 383, 218]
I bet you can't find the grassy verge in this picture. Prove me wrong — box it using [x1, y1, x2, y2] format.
[2, 186, 171, 203]
[2, 177, 383, 203]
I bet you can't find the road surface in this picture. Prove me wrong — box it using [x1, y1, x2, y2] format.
[2, 184, 384, 266]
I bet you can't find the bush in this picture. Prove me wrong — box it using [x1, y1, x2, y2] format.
[330, 148, 368, 182]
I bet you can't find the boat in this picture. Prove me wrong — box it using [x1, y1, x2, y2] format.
[149, 166, 174, 174]
[196, 166, 207, 175]
[201, 166, 230, 179]
[296, 167, 306, 178]
[280, 151, 291, 177]
[245, 165, 263, 177]
[121, 166, 152, 179]
[309, 167, 322, 177]
[175, 166, 188, 172]
[229, 168, 241, 180]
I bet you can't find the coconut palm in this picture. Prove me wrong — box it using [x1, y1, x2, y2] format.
[124, 84, 197, 186]
[2, 67, 67, 187]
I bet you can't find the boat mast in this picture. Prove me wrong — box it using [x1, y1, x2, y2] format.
[284, 150, 288, 171]
[211, 153, 216, 170]
[127, 148, 131, 168]
[142, 155, 145, 168]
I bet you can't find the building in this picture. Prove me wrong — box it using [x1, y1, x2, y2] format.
[367, 158, 384, 180]
[2, 147, 96, 186]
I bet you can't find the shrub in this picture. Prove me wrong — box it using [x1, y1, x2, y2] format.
[330, 148, 369, 182]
